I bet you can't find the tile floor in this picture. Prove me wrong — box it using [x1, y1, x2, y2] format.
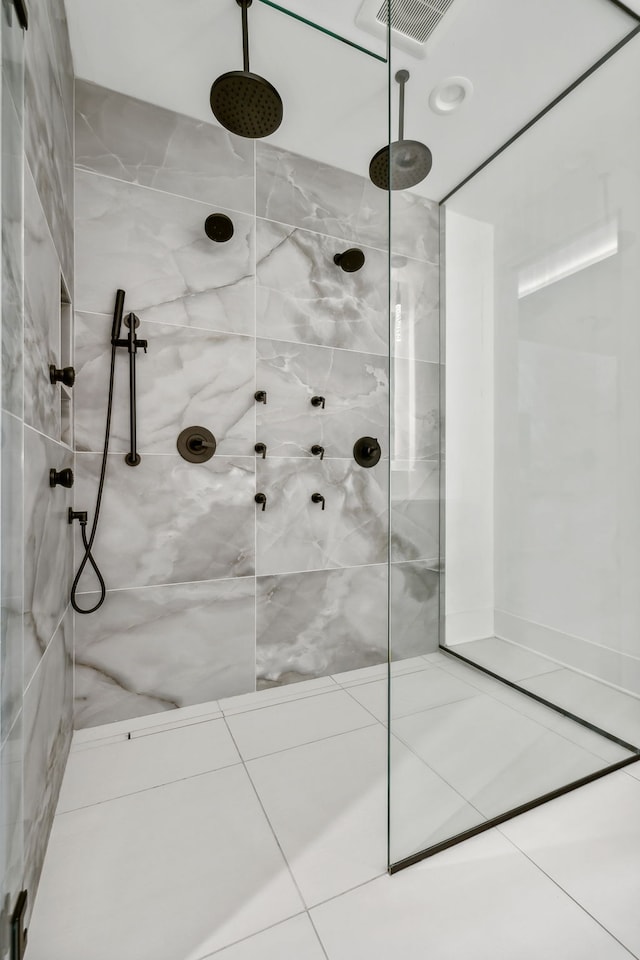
[26, 651, 640, 960]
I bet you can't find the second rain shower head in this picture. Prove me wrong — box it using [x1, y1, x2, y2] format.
[370, 71, 432, 191]
[211, 0, 283, 139]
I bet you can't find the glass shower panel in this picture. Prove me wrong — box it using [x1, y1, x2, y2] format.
[388, 10, 640, 871]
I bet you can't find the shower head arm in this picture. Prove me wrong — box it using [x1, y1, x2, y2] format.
[238, 0, 252, 73]
[396, 69, 409, 142]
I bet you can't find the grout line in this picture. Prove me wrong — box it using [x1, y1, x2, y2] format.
[23, 419, 74, 454]
[497, 830, 640, 959]
[229, 717, 381, 765]
[196, 911, 310, 959]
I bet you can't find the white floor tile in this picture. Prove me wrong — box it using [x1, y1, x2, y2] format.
[72, 699, 223, 746]
[58, 718, 240, 812]
[393, 695, 612, 818]
[226, 689, 377, 760]
[202, 915, 325, 960]
[219, 676, 337, 716]
[450, 636, 561, 681]
[499, 771, 640, 958]
[347, 666, 479, 723]
[26, 765, 303, 960]
[436, 655, 631, 765]
[311, 830, 633, 960]
[523, 670, 640, 747]
[332, 657, 428, 688]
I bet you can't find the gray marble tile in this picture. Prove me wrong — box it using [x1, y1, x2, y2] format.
[75, 80, 255, 214]
[1, 84, 23, 417]
[24, 164, 62, 440]
[45, 0, 74, 143]
[390, 460, 440, 563]
[23, 426, 73, 688]
[24, 0, 73, 288]
[1, 414, 23, 739]
[391, 359, 440, 460]
[73, 579, 256, 729]
[391, 254, 440, 362]
[0, 712, 23, 952]
[256, 565, 388, 687]
[74, 454, 255, 591]
[256, 458, 388, 575]
[23, 610, 72, 918]
[390, 562, 440, 659]
[256, 143, 440, 260]
[256, 220, 388, 354]
[75, 171, 254, 336]
[256, 338, 388, 459]
[75, 313, 255, 456]
[1, 0, 25, 119]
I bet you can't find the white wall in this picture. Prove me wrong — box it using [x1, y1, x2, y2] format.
[444, 211, 494, 644]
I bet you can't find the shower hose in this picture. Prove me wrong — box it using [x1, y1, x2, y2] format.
[70, 338, 117, 614]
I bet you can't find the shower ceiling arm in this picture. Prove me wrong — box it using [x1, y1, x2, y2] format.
[397, 69, 408, 141]
[239, 0, 251, 73]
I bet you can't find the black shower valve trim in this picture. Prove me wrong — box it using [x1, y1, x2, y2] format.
[311, 445, 325, 460]
[255, 442, 267, 459]
[255, 390, 267, 404]
[50, 468, 74, 489]
[311, 396, 325, 409]
[49, 364, 75, 388]
[255, 492, 267, 511]
[311, 492, 325, 510]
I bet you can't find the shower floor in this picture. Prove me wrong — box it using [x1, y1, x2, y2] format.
[26, 651, 640, 960]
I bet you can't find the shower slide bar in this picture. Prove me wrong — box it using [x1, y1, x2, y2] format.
[112, 288, 147, 466]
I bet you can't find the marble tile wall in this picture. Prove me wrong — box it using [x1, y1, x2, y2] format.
[72, 80, 441, 726]
[1, 0, 75, 939]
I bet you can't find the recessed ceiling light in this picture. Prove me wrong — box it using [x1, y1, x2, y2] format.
[429, 76, 473, 115]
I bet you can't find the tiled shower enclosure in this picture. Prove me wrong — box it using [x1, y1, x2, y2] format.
[72, 80, 441, 729]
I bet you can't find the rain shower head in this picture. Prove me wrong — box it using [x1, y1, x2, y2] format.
[211, 0, 283, 139]
[369, 70, 432, 191]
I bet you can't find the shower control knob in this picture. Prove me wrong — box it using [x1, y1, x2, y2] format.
[334, 248, 365, 273]
[49, 364, 75, 388]
[311, 445, 325, 460]
[311, 492, 326, 510]
[255, 443, 267, 459]
[310, 396, 325, 409]
[255, 492, 267, 511]
[50, 468, 74, 489]
[255, 390, 267, 404]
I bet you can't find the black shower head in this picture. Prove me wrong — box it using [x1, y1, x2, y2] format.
[211, 0, 283, 139]
[369, 70, 432, 191]
[205, 213, 234, 242]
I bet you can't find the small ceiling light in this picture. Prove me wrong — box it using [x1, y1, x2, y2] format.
[429, 76, 473, 115]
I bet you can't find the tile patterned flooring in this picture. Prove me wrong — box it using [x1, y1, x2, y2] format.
[26, 649, 640, 959]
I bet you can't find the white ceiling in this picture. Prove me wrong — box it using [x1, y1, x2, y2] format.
[64, 0, 638, 201]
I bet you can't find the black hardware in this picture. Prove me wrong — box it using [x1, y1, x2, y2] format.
[255, 390, 267, 404]
[255, 492, 267, 511]
[68, 508, 88, 525]
[353, 436, 381, 468]
[369, 70, 432, 191]
[311, 445, 325, 460]
[205, 213, 234, 243]
[311, 396, 325, 409]
[311, 492, 325, 510]
[11, 0, 28, 29]
[49, 468, 73, 489]
[255, 442, 267, 459]
[113, 308, 147, 467]
[334, 249, 365, 273]
[10, 890, 27, 960]
[177, 426, 217, 463]
[49, 364, 75, 388]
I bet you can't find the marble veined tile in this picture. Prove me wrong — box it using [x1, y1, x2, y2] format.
[391, 253, 440, 362]
[256, 565, 388, 686]
[75, 170, 254, 335]
[2, 0, 25, 119]
[257, 143, 440, 261]
[24, 426, 73, 688]
[75, 312, 255, 455]
[0, 713, 23, 947]
[74, 453, 255, 591]
[73, 578, 256, 729]
[256, 337, 388, 459]
[25, 0, 73, 286]
[47, 0, 74, 141]
[24, 164, 62, 440]
[256, 220, 388, 354]
[256, 457, 388, 575]
[390, 460, 440, 563]
[76, 80, 254, 214]
[391, 358, 440, 460]
[23, 610, 72, 916]
[1, 413, 23, 738]
[2, 87, 23, 417]
[390, 562, 440, 659]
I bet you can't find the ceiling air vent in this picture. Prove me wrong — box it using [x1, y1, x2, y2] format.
[356, 0, 463, 59]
